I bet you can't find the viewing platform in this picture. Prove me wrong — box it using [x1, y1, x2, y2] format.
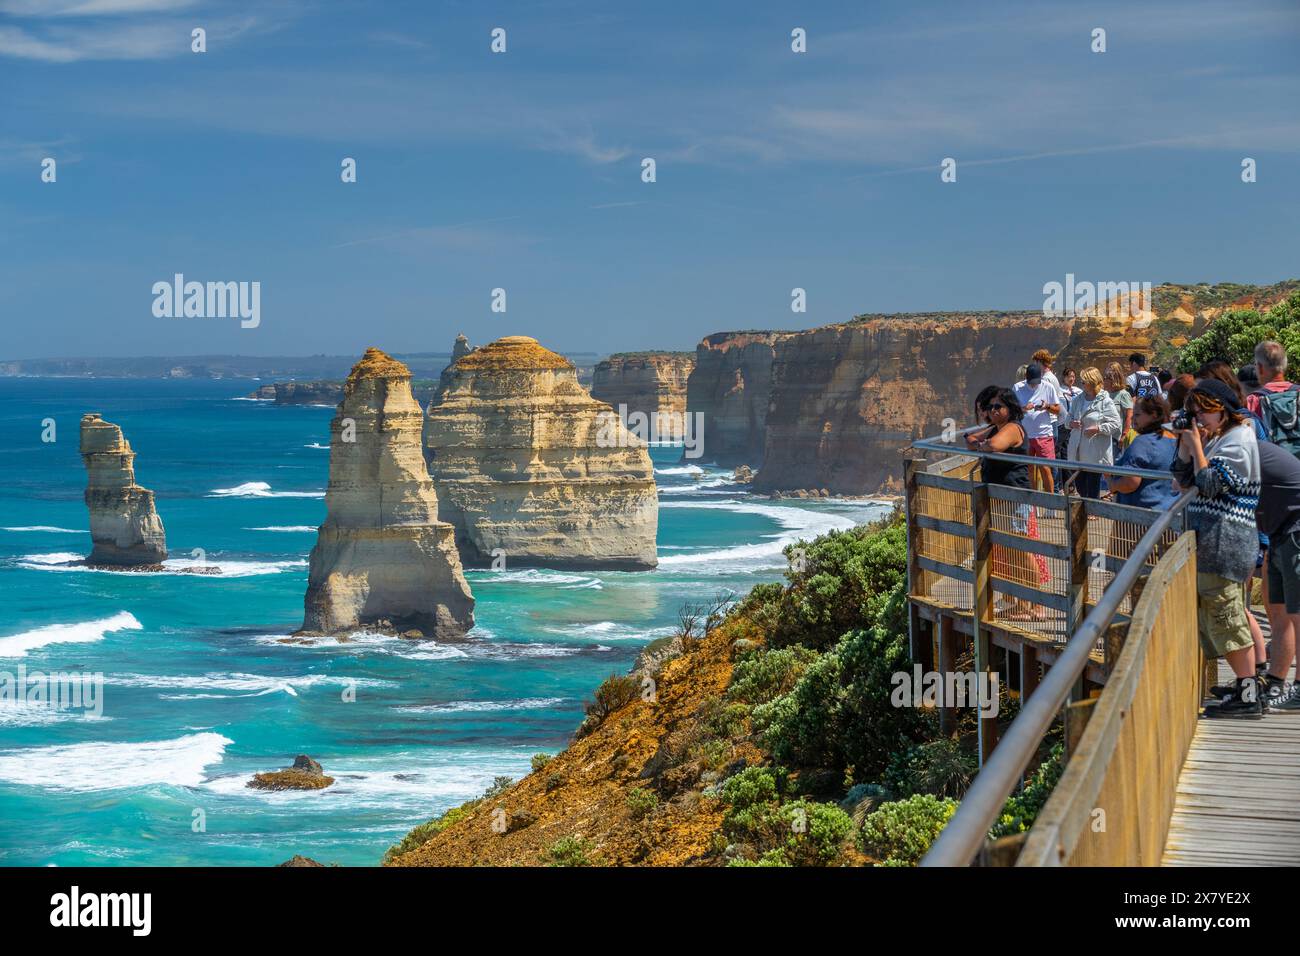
[903, 431, 1300, 867]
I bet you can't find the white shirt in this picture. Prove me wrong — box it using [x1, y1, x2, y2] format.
[1014, 379, 1064, 440]
[1043, 369, 1062, 423]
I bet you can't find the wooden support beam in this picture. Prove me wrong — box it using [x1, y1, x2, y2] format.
[971, 480, 998, 764]
[1064, 697, 1097, 759]
[1020, 643, 1040, 702]
[938, 615, 958, 735]
[1067, 494, 1089, 703]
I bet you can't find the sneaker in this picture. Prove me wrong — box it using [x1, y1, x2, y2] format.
[1204, 677, 1265, 720]
[1268, 682, 1300, 713]
[1209, 683, 1236, 700]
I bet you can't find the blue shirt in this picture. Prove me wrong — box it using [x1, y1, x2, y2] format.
[1115, 432, 1179, 510]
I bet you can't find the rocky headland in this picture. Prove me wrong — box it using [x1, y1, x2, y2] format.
[590, 351, 695, 422]
[300, 348, 474, 639]
[79, 413, 169, 567]
[683, 332, 782, 467]
[423, 335, 658, 570]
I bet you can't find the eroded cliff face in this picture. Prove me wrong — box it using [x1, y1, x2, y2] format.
[684, 332, 782, 467]
[1058, 280, 1298, 371]
[590, 352, 695, 421]
[301, 348, 474, 639]
[752, 315, 1073, 495]
[424, 336, 658, 570]
[80, 413, 168, 566]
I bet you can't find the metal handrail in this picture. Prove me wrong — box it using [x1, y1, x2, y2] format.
[919, 487, 1197, 867]
[911, 426, 1180, 482]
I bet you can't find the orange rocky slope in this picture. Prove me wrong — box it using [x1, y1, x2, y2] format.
[387, 618, 766, 867]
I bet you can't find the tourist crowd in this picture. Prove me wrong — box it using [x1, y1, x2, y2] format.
[966, 342, 1300, 719]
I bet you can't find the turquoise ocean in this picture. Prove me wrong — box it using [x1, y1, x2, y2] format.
[0, 378, 887, 866]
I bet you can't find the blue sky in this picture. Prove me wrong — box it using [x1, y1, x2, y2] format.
[1, 0, 1298, 359]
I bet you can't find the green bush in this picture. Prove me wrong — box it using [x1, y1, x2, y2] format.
[727, 848, 790, 867]
[719, 765, 783, 833]
[626, 787, 659, 820]
[1178, 290, 1300, 373]
[991, 743, 1065, 838]
[883, 738, 977, 800]
[858, 794, 958, 866]
[753, 590, 933, 779]
[777, 799, 854, 866]
[530, 753, 553, 773]
[483, 775, 514, 799]
[541, 836, 597, 867]
[727, 645, 819, 705]
[767, 513, 908, 652]
[545, 771, 564, 793]
[577, 674, 642, 737]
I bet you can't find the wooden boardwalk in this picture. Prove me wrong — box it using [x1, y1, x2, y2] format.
[1163, 613, 1300, 866]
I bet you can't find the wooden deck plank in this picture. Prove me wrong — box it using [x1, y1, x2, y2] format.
[1162, 653, 1300, 866]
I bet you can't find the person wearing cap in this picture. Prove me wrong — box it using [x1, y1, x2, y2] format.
[1172, 378, 1264, 718]
[1014, 361, 1064, 493]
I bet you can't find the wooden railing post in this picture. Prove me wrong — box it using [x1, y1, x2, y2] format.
[971, 480, 998, 764]
[1067, 495, 1089, 702]
[904, 454, 926, 666]
[939, 615, 958, 734]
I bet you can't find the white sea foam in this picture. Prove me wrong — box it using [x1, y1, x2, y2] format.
[0, 732, 232, 791]
[245, 526, 317, 533]
[305, 442, 329, 449]
[655, 465, 704, 476]
[208, 481, 325, 498]
[0, 700, 112, 727]
[15, 553, 308, 577]
[2, 526, 84, 533]
[0, 611, 142, 658]
[544, 621, 677, 642]
[400, 697, 569, 715]
[468, 568, 603, 588]
[109, 672, 394, 695]
[656, 499, 885, 570]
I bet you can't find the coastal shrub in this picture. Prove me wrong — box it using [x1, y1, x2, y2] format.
[991, 743, 1065, 838]
[382, 804, 475, 863]
[776, 799, 855, 866]
[483, 775, 514, 799]
[626, 787, 659, 819]
[542, 836, 598, 867]
[727, 849, 790, 867]
[576, 674, 642, 737]
[545, 771, 565, 793]
[727, 645, 819, 705]
[1178, 290, 1300, 372]
[754, 592, 932, 779]
[530, 753, 553, 773]
[719, 765, 784, 833]
[701, 698, 751, 739]
[883, 738, 978, 800]
[767, 513, 907, 652]
[858, 794, 958, 866]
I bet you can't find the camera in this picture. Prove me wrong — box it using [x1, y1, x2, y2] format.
[1170, 410, 1192, 431]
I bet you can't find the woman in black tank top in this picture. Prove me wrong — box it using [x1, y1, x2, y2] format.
[966, 386, 1044, 621]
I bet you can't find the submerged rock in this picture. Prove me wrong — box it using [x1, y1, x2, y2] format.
[249, 755, 335, 791]
[300, 347, 474, 639]
[277, 854, 326, 867]
[424, 335, 658, 570]
[79, 413, 168, 567]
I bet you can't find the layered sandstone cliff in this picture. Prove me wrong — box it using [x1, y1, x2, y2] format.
[590, 352, 695, 421]
[80, 413, 168, 566]
[683, 332, 782, 467]
[1058, 280, 1297, 371]
[301, 348, 474, 638]
[424, 336, 658, 570]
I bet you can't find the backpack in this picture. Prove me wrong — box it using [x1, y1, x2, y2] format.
[1258, 385, 1300, 458]
[1132, 370, 1160, 399]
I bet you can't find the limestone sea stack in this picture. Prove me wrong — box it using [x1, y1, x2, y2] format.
[590, 351, 695, 422]
[301, 348, 474, 638]
[80, 413, 168, 567]
[424, 335, 658, 570]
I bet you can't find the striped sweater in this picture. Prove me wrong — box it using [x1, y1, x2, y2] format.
[1173, 423, 1261, 582]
